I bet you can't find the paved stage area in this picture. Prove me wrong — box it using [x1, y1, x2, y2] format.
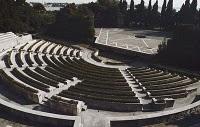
[95, 28, 169, 55]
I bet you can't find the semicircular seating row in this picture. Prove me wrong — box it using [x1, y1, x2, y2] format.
[125, 67, 199, 110]
[0, 40, 140, 113]
[0, 40, 199, 113]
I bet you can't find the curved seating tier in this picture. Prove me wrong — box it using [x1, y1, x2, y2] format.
[1, 39, 199, 114]
[34, 67, 67, 83]
[127, 67, 198, 102]
[1, 40, 142, 112]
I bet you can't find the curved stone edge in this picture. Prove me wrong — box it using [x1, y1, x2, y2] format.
[106, 100, 200, 127]
[81, 49, 129, 69]
[0, 97, 81, 127]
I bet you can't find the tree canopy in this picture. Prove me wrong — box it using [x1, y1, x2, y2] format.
[47, 4, 95, 42]
[0, 0, 54, 33]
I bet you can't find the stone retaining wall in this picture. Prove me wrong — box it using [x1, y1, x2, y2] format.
[107, 100, 200, 127]
[94, 43, 153, 59]
[0, 32, 32, 53]
[85, 99, 142, 112]
[0, 97, 81, 127]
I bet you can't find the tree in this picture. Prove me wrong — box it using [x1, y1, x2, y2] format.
[191, 0, 197, 13]
[47, 4, 95, 42]
[119, 0, 123, 11]
[165, 0, 175, 30]
[157, 24, 200, 69]
[130, 0, 134, 13]
[199, 9, 200, 26]
[178, 0, 198, 25]
[146, 0, 152, 27]
[140, 0, 145, 11]
[148, 0, 152, 12]
[87, 0, 122, 27]
[33, 3, 46, 12]
[152, 1, 158, 15]
[0, 0, 55, 33]
[184, 0, 192, 24]
[135, 0, 145, 26]
[16, 0, 26, 5]
[190, 0, 198, 24]
[152, 0, 159, 27]
[161, 0, 167, 28]
[98, 0, 113, 6]
[122, 0, 128, 13]
[129, 0, 135, 23]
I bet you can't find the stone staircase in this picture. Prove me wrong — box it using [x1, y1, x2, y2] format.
[119, 68, 152, 104]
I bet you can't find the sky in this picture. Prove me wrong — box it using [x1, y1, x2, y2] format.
[26, 0, 200, 9]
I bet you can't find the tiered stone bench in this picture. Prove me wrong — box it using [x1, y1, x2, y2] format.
[1, 32, 200, 127]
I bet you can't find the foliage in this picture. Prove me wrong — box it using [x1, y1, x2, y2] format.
[157, 0, 200, 70]
[32, 3, 46, 12]
[157, 25, 200, 70]
[47, 4, 95, 42]
[0, 0, 55, 33]
[87, 0, 123, 27]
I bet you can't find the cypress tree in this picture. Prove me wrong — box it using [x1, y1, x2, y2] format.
[178, 3, 185, 23]
[139, 0, 145, 25]
[16, 0, 26, 5]
[152, 0, 158, 13]
[185, 0, 190, 8]
[199, 9, 200, 26]
[146, 0, 152, 27]
[165, 0, 174, 29]
[190, 0, 197, 24]
[181, 0, 192, 24]
[130, 0, 134, 12]
[140, 0, 145, 10]
[129, 0, 135, 22]
[191, 0, 197, 13]
[148, 0, 152, 12]
[122, 0, 128, 12]
[119, 0, 123, 11]
[161, 0, 166, 15]
[166, 0, 173, 13]
[161, 0, 166, 28]
[152, 0, 159, 27]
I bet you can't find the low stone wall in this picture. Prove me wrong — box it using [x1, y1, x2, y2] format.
[0, 32, 32, 53]
[48, 99, 80, 116]
[107, 100, 200, 127]
[0, 97, 81, 127]
[94, 43, 153, 59]
[85, 99, 142, 112]
[16, 34, 32, 45]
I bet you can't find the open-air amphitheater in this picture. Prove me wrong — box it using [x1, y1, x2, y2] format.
[0, 30, 200, 127]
